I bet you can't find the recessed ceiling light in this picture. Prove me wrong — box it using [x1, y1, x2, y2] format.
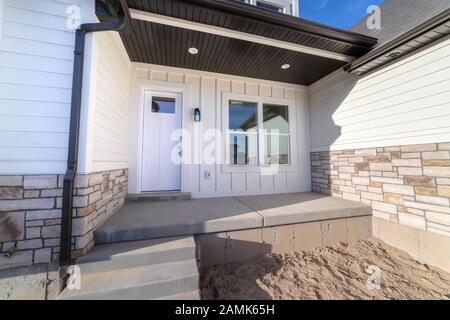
[388, 52, 401, 59]
[281, 64, 290, 70]
[188, 47, 199, 55]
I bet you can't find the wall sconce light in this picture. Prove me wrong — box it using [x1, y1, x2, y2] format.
[194, 108, 201, 122]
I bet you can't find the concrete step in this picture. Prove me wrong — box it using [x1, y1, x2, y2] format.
[59, 259, 199, 300]
[76, 236, 196, 274]
[126, 192, 191, 203]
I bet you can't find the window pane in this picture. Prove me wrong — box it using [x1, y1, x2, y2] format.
[256, 1, 283, 13]
[230, 133, 258, 165]
[263, 104, 289, 134]
[264, 134, 289, 165]
[229, 100, 257, 131]
[152, 97, 175, 114]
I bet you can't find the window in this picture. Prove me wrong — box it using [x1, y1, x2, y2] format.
[256, 1, 284, 13]
[229, 101, 258, 165]
[233, 0, 294, 16]
[263, 104, 290, 164]
[152, 97, 175, 114]
[227, 99, 291, 166]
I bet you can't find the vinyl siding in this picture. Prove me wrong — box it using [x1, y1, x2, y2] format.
[129, 64, 311, 197]
[87, 31, 131, 172]
[309, 37, 450, 152]
[0, 0, 81, 174]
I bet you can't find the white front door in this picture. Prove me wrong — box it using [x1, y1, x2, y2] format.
[141, 91, 182, 192]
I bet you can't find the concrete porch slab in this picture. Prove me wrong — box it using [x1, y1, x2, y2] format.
[237, 193, 372, 227]
[95, 197, 262, 244]
[94, 192, 371, 244]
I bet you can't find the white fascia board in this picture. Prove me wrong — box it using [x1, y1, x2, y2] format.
[130, 9, 356, 63]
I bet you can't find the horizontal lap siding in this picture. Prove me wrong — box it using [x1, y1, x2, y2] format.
[310, 38, 450, 152]
[90, 31, 131, 172]
[0, 0, 80, 174]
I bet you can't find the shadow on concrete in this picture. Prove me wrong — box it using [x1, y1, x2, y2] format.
[199, 239, 280, 300]
[196, 233, 273, 267]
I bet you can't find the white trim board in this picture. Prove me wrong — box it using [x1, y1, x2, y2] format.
[0, 0, 4, 48]
[133, 62, 307, 92]
[129, 9, 356, 63]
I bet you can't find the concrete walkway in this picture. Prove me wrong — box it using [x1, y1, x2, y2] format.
[94, 192, 371, 244]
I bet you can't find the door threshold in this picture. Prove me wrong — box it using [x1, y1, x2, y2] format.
[126, 192, 192, 203]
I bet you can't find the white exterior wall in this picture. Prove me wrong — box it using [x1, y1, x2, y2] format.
[129, 64, 311, 198]
[78, 30, 131, 173]
[0, 0, 130, 175]
[0, 0, 83, 174]
[309, 37, 450, 152]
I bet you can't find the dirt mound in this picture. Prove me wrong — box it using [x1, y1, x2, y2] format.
[201, 238, 450, 300]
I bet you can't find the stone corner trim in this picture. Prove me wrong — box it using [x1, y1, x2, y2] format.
[0, 169, 128, 266]
[311, 143, 450, 238]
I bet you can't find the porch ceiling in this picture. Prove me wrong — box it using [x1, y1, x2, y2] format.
[106, 0, 377, 85]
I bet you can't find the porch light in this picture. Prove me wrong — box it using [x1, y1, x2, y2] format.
[188, 47, 199, 55]
[194, 108, 201, 122]
[281, 64, 290, 69]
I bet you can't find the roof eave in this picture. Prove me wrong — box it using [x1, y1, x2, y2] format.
[345, 8, 450, 75]
[184, 0, 378, 48]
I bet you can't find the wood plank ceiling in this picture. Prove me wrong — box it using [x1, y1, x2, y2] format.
[111, 0, 377, 85]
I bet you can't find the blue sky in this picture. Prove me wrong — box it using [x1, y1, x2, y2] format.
[300, 0, 385, 29]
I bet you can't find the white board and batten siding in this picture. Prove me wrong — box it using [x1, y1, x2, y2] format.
[309, 37, 450, 152]
[129, 64, 311, 198]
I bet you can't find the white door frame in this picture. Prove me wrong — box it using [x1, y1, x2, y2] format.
[141, 91, 182, 192]
[133, 80, 192, 194]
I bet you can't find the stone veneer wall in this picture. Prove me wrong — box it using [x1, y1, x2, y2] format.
[311, 143, 450, 237]
[0, 170, 127, 267]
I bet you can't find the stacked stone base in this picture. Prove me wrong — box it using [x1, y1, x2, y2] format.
[0, 170, 127, 267]
[311, 142, 450, 238]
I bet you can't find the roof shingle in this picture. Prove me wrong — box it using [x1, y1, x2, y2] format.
[351, 0, 450, 47]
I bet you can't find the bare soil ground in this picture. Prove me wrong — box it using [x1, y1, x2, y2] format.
[200, 238, 450, 300]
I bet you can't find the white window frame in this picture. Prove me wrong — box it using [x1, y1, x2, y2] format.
[245, 0, 296, 16]
[255, 0, 286, 14]
[221, 92, 298, 174]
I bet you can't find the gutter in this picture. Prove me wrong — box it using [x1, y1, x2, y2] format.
[59, 0, 130, 274]
[186, 0, 378, 49]
[344, 8, 450, 75]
